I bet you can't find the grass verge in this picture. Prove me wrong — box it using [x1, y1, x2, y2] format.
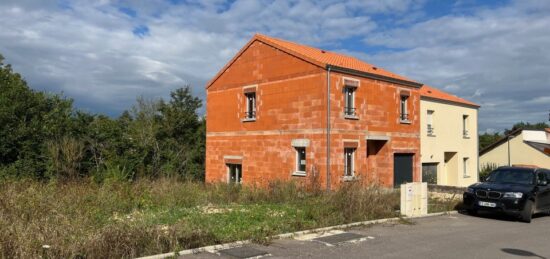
[0, 179, 454, 258]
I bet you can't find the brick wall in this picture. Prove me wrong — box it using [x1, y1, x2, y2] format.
[206, 39, 420, 189]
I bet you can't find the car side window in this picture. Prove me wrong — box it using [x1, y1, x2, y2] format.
[537, 172, 547, 185]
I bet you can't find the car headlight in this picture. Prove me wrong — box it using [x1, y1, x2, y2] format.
[503, 192, 523, 198]
[467, 187, 475, 193]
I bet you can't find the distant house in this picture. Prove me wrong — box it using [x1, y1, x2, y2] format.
[205, 34, 424, 189]
[479, 128, 550, 169]
[419, 86, 480, 187]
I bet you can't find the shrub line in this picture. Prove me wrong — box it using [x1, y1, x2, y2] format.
[136, 210, 458, 259]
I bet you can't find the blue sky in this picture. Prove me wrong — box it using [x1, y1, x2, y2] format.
[0, 0, 549, 133]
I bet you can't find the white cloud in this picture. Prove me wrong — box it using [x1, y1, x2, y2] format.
[1, 0, 414, 115]
[0, 0, 547, 132]
[361, 0, 550, 131]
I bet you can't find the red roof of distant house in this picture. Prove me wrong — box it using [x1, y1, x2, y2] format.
[420, 85, 480, 108]
[207, 34, 420, 88]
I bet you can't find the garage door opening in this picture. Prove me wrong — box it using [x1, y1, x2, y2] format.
[394, 154, 414, 187]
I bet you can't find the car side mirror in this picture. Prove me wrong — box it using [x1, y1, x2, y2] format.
[539, 180, 548, 186]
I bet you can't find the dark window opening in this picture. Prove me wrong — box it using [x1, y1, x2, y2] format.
[344, 148, 355, 177]
[295, 147, 306, 172]
[400, 95, 409, 122]
[245, 92, 256, 119]
[462, 115, 469, 137]
[228, 164, 242, 184]
[344, 87, 356, 116]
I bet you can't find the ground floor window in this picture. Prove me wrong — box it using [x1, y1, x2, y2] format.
[295, 147, 306, 173]
[463, 157, 469, 177]
[344, 148, 355, 177]
[422, 163, 438, 184]
[227, 164, 242, 183]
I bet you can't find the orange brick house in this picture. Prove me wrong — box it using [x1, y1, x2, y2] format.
[205, 34, 424, 189]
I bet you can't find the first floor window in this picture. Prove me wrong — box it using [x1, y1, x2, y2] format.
[463, 158, 469, 177]
[462, 115, 469, 137]
[427, 110, 434, 135]
[344, 148, 355, 177]
[295, 147, 306, 172]
[344, 86, 356, 116]
[400, 95, 409, 122]
[245, 92, 256, 119]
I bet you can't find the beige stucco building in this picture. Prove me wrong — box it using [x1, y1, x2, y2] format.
[419, 86, 480, 187]
[479, 129, 550, 169]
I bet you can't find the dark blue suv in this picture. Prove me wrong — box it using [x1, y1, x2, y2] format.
[463, 166, 550, 223]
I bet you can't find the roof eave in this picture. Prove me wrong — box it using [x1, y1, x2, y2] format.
[420, 96, 481, 109]
[326, 65, 423, 88]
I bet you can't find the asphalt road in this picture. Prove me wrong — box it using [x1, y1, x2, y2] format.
[185, 212, 550, 259]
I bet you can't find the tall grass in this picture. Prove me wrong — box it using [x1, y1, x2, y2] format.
[0, 179, 400, 258]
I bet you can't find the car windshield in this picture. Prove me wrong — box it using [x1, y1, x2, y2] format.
[486, 168, 534, 185]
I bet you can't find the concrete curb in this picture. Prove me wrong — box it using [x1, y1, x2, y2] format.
[136, 211, 458, 259]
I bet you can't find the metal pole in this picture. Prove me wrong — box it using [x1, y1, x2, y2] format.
[326, 66, 331, 191]
[507, 136, 511, 166]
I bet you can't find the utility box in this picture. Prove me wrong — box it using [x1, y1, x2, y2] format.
[400, 182, 428, 217]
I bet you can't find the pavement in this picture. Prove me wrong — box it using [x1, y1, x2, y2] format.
[183, 212, 550, 259]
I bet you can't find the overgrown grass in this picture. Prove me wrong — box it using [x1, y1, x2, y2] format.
[428, 192, 463, 213]
[1, 179, 439, 258]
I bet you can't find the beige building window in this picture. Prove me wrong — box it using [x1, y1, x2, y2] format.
[462, 115, 469, 138]
[427, 110, 435, 136]
[463, 157, 469, 177]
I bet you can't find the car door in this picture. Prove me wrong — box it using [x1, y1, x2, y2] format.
[535, 171, 550, 210]
[544, 171, 550, 209]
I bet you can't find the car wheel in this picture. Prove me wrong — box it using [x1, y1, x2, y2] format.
[520, 200, 534, 223]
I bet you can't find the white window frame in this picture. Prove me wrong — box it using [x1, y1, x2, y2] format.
[343, 77, 359, 119]
[294, 147, 306, 175]
[244, 92, 256, 120]
[462, 115, 469, 138]
[227, 164, 242, 184]
[463, 157, 469, 178]
[400, 95, 409, 123]
[344, 148, 355, 177]
[344, 86, 356, 117]
[291, 139, 310, 177]
[427, 110, 434, 136]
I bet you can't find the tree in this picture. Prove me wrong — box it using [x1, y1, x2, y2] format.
[479, 121, 550, 151]
[0, 54, 74, 178]
[1, 53, 206, 181]
[505, 122, 549, 135]
[479, 133, 502, 151]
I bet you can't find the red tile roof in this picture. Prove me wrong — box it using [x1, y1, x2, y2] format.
[420, 85, 480, 108]
[207, 33, 419, 88]
[207, 34, 479, 109]
[255, 34, 416, 83]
